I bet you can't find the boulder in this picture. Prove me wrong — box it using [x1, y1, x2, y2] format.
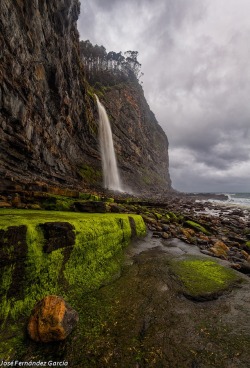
[0, 201, 11, 208]
[74, 201, 109, 213]
[28, 295, 79, 343]
[209, 241, 229, 258]
[181, 228, 195, 239]
[162, 232, 169, 239]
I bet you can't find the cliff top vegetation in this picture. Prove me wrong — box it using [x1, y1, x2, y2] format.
[80, 40, 143, 86]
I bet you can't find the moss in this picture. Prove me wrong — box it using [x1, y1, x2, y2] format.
[53, 199, 73, 211]
[185, 220, 210, 235]
[177, 214, 184, 222]
[170, 256, 242, 300]
[245, 241, 250, 248]
[79, 165, 102, 185]
[243, 228, 250, 235]
[64, 216, 137, 293]
[165, 214, 170, 221]
[0, 209, 146, 322]
[42, 195, 75, 211]
[0, 209, 146, 358]
[154, 212, 162, 220]
[42, 193, 103, 211]
[105, 197, 115, 203]
[79, 192, 101, 201]
[140, 167, 167, 187]
[167, 212, 178, 221]
[133, 215, 147, 237]
[87, 89, 95, 99]
[0, 265, 14, 296]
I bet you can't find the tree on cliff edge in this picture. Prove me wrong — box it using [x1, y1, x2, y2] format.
[80, 40, 142, 85]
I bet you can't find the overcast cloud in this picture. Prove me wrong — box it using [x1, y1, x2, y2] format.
[78, 0, 250, 192]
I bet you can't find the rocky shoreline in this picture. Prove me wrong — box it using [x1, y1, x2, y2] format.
[0, 189, 250, 366]
[0, 187, 249, 275]
[139, 195, 250, 276]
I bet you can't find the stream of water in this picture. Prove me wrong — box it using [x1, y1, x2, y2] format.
[95, 94, 123, 192]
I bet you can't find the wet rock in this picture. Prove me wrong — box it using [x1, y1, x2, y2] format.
[28, 204, 41, 210]
[231, 263, 242, 270]
[161, 224, 169, 232]
[11, 193, 21, 207]
[181, 228, 195, 239]
[0, 225, 28, 299]
[142, 215, 158, 225]
[152, 231, 162, 238]
[109, 203, 125, 213]
[229, 235, 246, 244]
[28, 295, 79, 342]
[40, 222, 75, 253]
[74, 201, 109, 213]
[241, 250, 250, 260]
[200, 250, 214, 257]
[0, 201, 11, 208]
[209, 241, 229, 258]
[0, 225, 27, 266]
[147, 224, 156, 231]
[238, 262, 250, 275]
[161, 232, 169, 239]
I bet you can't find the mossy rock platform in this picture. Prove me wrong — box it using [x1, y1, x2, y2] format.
[170, 256, 243, 301]
[0, 209, 146, 359]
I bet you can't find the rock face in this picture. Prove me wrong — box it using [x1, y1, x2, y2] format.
[0, 0, 97, 189]
[0, 0, 171, 194]
[27, 295, 79, 342]
[40, 222, 76, 253]
[100, 83, 171, 194]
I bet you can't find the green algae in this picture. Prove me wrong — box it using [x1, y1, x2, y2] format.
[154, 212, 162, 220]
[167, 211, 177, 221]
[185, 220, 210, 235]
[79, 164, 102, 185]
[170, 256, 242, 300]
[0, 209, 146, 358]
[41, 192, 106, 211]
[63, 215, 142, 293]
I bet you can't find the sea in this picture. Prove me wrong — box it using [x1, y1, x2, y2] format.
[209, 193, 250, 209]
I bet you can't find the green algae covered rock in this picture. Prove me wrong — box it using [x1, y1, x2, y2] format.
[0, 209, 146, 358]
[167, 212, 177, 221]
[170, 256, 242, 301]
[184, 220, 210, 235]
[154, 212, 163, 220]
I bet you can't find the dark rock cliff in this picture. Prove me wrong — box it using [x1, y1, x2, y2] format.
[100, 82, 171, 194]
[0, 0, 97, 190]
[0, 0, 171, 194]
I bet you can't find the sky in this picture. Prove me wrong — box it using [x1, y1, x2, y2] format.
[78, 0, 250, 193]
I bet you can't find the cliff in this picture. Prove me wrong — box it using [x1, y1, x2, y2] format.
[0, 0, 171, 195]
[0, 0, 97, 190]
[99, 82, 171, 194]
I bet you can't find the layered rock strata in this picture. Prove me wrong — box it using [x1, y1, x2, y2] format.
[0, 0, 171, 194]
[0, 0, 97, 188]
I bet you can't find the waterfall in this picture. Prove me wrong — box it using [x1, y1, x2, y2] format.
[95, 94, 123, 192]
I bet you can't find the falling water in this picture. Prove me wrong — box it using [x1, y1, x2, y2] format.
[95, 94, 123, 192]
